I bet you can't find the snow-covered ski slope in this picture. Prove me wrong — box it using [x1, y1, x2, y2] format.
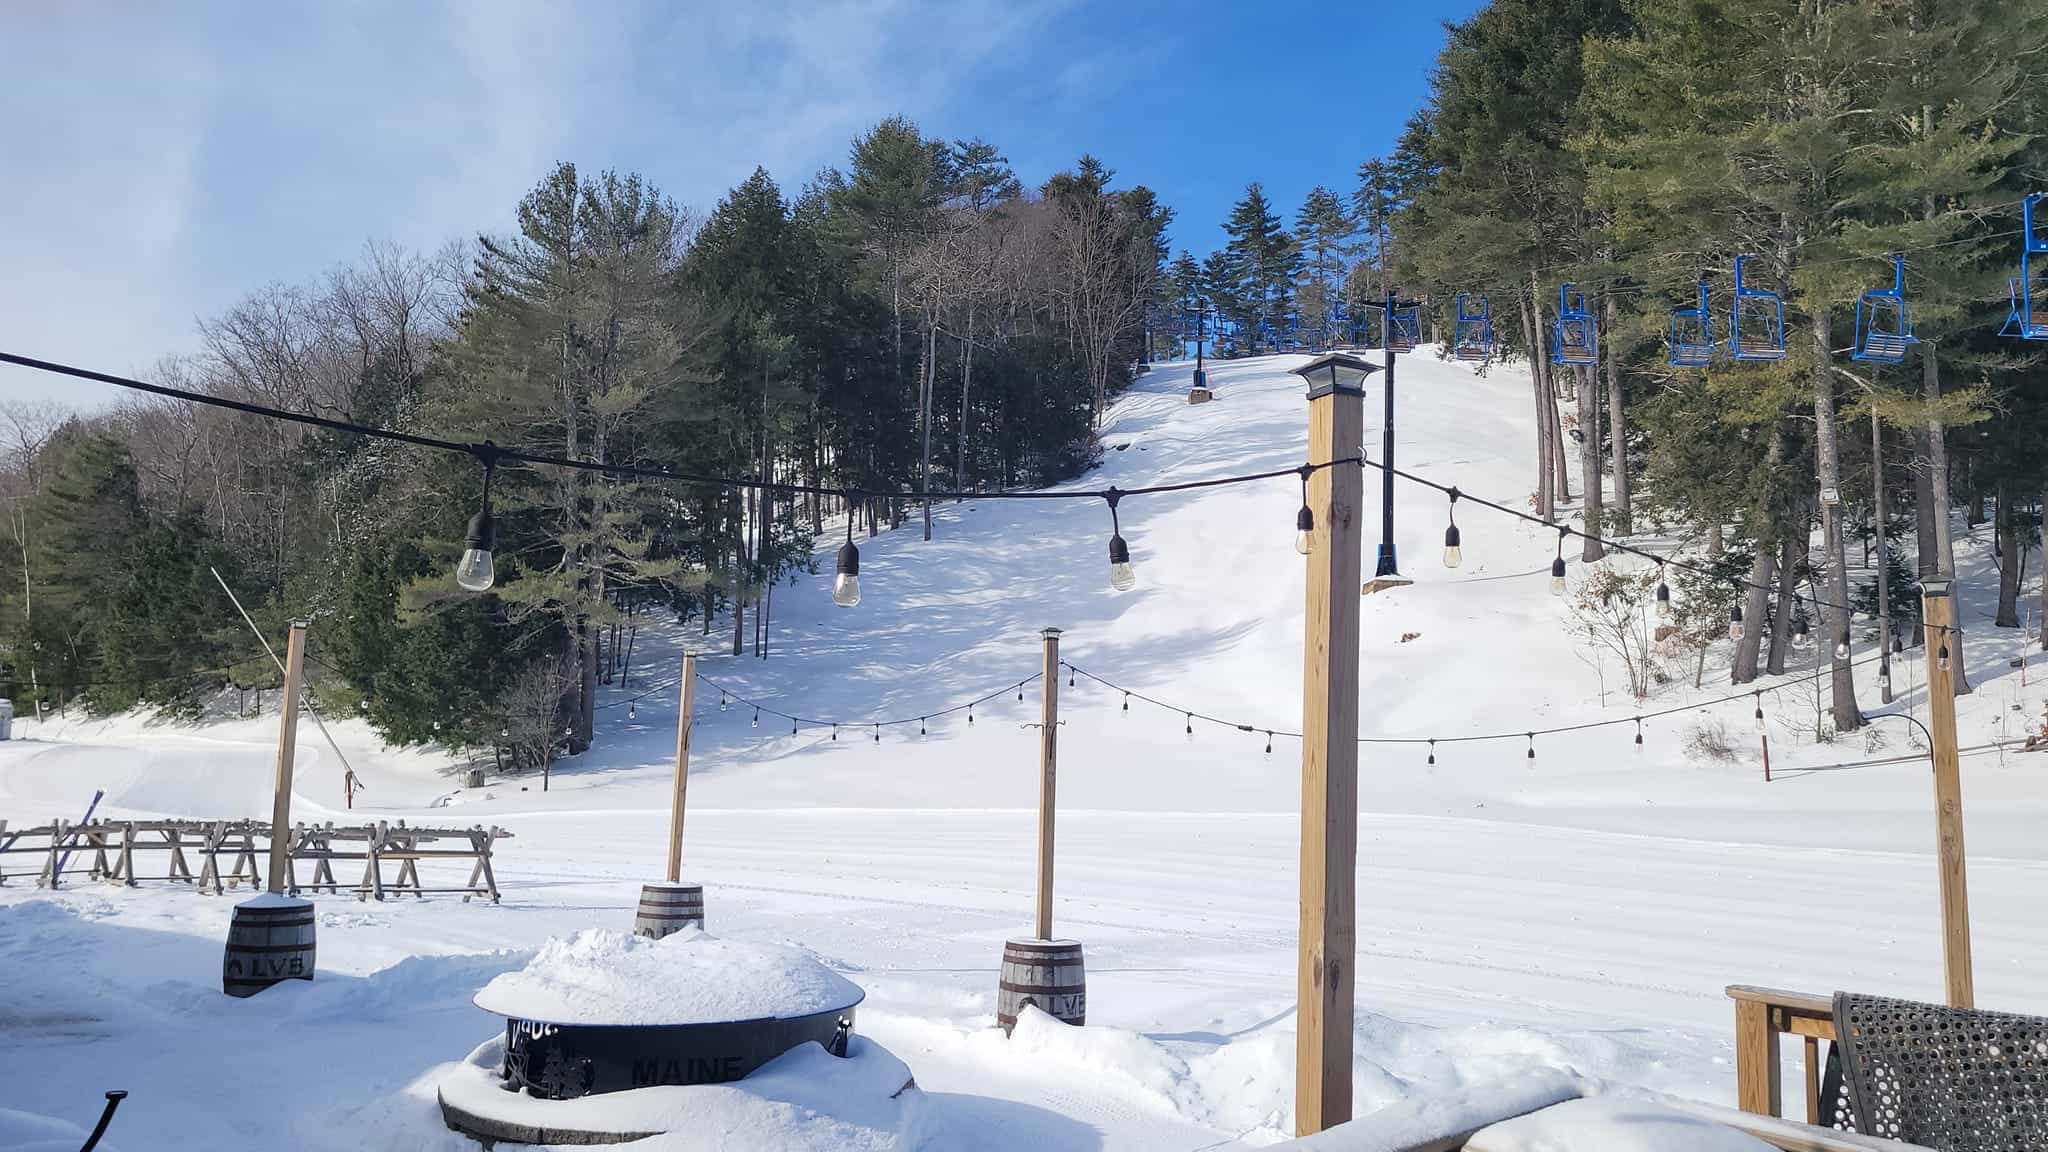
[3, 350, 2045, 1150]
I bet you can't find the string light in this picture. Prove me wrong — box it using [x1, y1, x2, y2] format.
[1427, 738, 1436, 765]
[833, 496, 862, 608]
[968, 705, 975, 724]
[1549, 527, 1569, 595]
[1017, 684, 1025, 702]
[752, 706, 759, 728]
[1634, 717, 1644, 747]
[720, 691, 728, 712]
[455, 443, 498, 593]
[1442, 488, 1463, 569]
[1834, 629, 1852, 662]
[1792, 613, 1810, 648]
[873, 724, 880, 743]
[1753, 691, 1765, 730]
[1068, 667, 1075, 688]
[919, 717, 927, 736]
[628, 702, 636, 719]
[1526, 733, 1536, 761]
[1654, 562, 1672, 621]
[1264, 730, 1274, 754]
[1185, 712, 1194, 739]
[1122, 692, 1130, 713]
[1938, 643, 1952, 671]
[792, 717, 799, 735]
[831, 724, 838, 741]
[1294, 465, 1315, 556]
[1105, 488, 1136, 591]
[1729, 602, 1745, 642]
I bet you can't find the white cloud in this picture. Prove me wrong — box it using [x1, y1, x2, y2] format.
[0, 0, 1073, 411]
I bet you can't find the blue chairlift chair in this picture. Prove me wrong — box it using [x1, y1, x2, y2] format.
[1386, 302, 1421, 353]
[1452, 294, 1494, 361]
[1669, 280, 1716, 367]
[1730, 255, 1787, 361]
[2001, 193, 2048, 340]
[1552, 284, 1597, 366]
[1853, 255, 1918, 363]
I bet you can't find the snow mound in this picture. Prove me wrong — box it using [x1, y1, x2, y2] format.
[433, 1033, 923, 1151]
[0, 1106, 123, 1152]
[472, 927, 863, 1025]
[1466, 1095, 1775, 1151]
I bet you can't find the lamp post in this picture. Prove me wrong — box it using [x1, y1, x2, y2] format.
[1287, 352, 1378, 1135]
[1192, 299, 1207, 391]
[1367, 294, 1416, 594]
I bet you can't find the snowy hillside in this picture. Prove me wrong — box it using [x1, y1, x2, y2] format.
[3, 349, 2044, 1150]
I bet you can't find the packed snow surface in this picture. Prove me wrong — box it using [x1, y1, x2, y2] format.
[1466, 1096, 1776, 1152]
[4, 350, 2045, 1150]
[471, 927, 863, 1024]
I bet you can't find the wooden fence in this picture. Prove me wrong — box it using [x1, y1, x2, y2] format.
[0, 817, 510, 903]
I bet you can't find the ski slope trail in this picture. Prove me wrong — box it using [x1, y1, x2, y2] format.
[3, 350, 2045, 1149]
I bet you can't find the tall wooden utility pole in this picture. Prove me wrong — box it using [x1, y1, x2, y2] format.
[265, 622, 308, 895]
[1289, 354, 1374, 1136]
[1920, 581, 1973, 1007]
[668, 652, 697, 884]
[1036, 627, 1061, 940]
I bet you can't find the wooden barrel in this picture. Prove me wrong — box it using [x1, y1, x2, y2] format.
[633, 882, 704, 939]
[997, 937, 1085, 1033]
[222, 894, 316, 998]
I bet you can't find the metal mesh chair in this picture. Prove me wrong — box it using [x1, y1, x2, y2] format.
[1833, 990, 2048, 1150]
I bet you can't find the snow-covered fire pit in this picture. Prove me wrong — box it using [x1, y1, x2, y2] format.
[439, 927, 914, 1146]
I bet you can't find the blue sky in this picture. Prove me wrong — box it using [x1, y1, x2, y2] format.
[1, 1, 1480, 410]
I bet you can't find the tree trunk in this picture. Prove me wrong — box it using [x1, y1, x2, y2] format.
[1996, 481, 2021, 627]
[1577, 362, 1604, 561]
[1520, 285, 1555, 521]
[2039, 482, 2048, 651]
[957, 302, 973, 498]
[1924, 348, 1971, 691]
[1767, 528, 1801, 677]
[1548, 379, 1571, 503]
[1733, 546, 1776, 685]
[1707, 523, 1724, 558]
[1812, 312, 1860, 732]
[1604, 294, 1631, 534]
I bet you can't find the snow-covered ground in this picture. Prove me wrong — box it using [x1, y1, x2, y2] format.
[3, 349, 2044, 1149]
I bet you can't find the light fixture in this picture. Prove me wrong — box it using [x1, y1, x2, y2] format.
[1729, 602, 1745, 641]
[1753, 691, 1765, 729]
[1067, 667, 1075, 688]
[1937, 643, 1951, 671]
[1427, 738, 1436, 766]
[1792, 615, 1810, 648]
[1634, 717, 1644, 747]
[873, 724, 880, 743]
[1106, 488, 1136, 591]
[832, 724, 839, 741]
[1184, 712, 1194, 740]
[720, 691, 728, 712]
[833, 495, 861, 607]
[1443, 487, 1463, 569]
[752, 707, 759, 728]
[1264, 731, 1274, 754]
[1017, 684, 1025, 702]
[919, 717, 927, 736]
[1834, 630, 1851, 661]
[1526, 733, 1536, 761]
[1654, 564, 1672, 620]
[1295, 465, 1315, 556]
[628, 702, 636, 719]
[1549, 527, 1568, 595]
[1121, 692, 1130, 713]
[456, 443, 499, 592]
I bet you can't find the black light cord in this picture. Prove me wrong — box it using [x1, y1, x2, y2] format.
[2, 350, 1953, 636]
[690, 668, 1043, 731]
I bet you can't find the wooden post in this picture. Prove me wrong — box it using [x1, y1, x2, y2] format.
[1292, 355, 1370, 1136]
[1036, 627, 1061, 940]
[1733, 997, 1783, 1116]
[265, 622, 307, 895]
[1921, 581, 1973, 1007]
[667, 652, 697, 884]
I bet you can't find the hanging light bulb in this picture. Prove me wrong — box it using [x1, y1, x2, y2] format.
[1526, 733, 1536, 761]
[720, 691, 728, 712]
[1264, 731, 1274, 754]
[456, 444, 499, 592]
[1184, 712, 1194, 740]
[1753, 691, 1765, 730]
[919, 717, 927, 736]
[752, 707, 759, 728]
[833, 495, 862, 608]
[628, 702, 636, 719]
[873, 724, 881, 743]
[968, 705, 974, 725]
[1122, 692, 1130, 713]
[1792, 615, 1810, 648]
[1937, 643, 1951, 672]
[791, 718, 799, 735]
[1834, 630, 1852, 662]
[1654, 566, 1672, 621]
[1295, 465, 1315, 556]
[831, 724, 839, 741]
[1729, 603, 1745, 641]
[1067, 667, 1075, 688]
[1105, 488, 1136, 591]
[1443, 488, 1463, 569]
[1549, 527, 1568, 595]
[1634, 717, 1644, 748]
[1427, 738, 1437, 766]
[1017, 684, 1025, 702]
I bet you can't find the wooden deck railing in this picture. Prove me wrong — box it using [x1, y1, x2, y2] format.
[1728, 984, 1838, 1125]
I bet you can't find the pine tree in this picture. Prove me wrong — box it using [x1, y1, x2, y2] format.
[1221, 183, 1299, 352]
[1294, 187, 1353, 350]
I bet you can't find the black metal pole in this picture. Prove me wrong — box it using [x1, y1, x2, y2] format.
[1193, 301, 1207, 389]
[1376, 294, 1399, 578]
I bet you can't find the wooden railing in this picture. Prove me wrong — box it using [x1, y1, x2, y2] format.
[1728, 984, 1838, 1125]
